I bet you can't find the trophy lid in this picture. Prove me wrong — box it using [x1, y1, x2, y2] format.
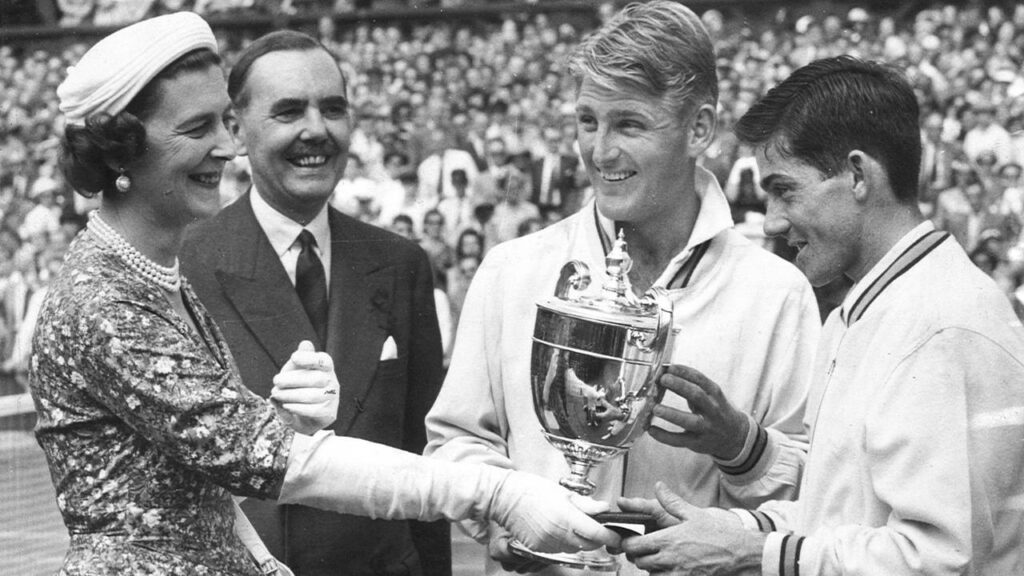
[537, 230, 663, 330]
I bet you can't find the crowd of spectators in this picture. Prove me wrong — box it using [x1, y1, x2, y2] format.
[14, 0, 519, 29]
[3, 2, 1024, 382]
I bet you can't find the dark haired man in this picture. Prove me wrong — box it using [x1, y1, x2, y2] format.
[619, 55, 1024, 576]
[180, 30, 450, 576]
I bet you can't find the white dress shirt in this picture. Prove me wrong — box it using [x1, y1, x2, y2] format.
[250, 187, 332, 292]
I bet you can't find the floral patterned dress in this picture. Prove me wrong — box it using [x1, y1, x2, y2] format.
[29, 230, 296, 575]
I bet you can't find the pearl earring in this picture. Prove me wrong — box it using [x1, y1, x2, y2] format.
[115, 168, 131, 193]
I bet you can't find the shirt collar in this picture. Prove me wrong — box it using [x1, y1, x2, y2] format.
[249, 186, 330, 257]
[839, 220, 942, 325]
[595, 165, 733, 288]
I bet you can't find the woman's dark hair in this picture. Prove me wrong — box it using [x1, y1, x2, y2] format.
[392, 213, 414, 226]
[455, 228, 484, 259]
[423, 208, 445, 227]
[60, 48, 221, 198]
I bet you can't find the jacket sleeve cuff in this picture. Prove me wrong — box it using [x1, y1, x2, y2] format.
[732, 508, 780, 533]
[715, 414, 770, 481]
[762, 531, 806, 576]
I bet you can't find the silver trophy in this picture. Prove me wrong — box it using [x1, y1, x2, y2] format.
[509, 231, 675, 572]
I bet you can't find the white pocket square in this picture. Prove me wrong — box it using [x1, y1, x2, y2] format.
[379, 336, 398, 361]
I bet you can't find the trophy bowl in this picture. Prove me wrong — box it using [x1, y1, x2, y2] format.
[531, 283, 673, 495]
[509, 233, 675, 571]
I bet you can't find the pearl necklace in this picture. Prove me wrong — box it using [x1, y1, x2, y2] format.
[88, 210, 181, 292]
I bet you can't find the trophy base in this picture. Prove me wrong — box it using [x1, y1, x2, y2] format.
[508, 539, 619, 572]
[542, 432, 626, 497]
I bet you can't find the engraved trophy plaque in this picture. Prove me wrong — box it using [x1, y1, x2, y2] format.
[509, 231, 675, 571]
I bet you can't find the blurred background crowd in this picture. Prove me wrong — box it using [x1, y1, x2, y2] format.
[3, 0, 1024, 387]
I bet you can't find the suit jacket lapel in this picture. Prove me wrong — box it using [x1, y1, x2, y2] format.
[326, 210, 390, 434]
[214, 194, 318, 387]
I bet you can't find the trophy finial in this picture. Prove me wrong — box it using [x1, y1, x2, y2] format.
[602, 229, 634, 301]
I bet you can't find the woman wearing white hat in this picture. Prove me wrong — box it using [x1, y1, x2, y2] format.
[31, 12, 617, 575]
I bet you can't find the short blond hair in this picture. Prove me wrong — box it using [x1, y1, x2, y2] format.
[569, 0, 718, 119]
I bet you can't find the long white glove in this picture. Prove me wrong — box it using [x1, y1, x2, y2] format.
[279, 432, 620, 554]
[270, 341, 340, 435]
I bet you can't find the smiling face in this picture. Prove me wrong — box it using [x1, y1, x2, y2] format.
[128, 65, 234, 225]
[757, 144, 863, 287]
[575, 77, 705, 226]
[231, 48, 350, 223]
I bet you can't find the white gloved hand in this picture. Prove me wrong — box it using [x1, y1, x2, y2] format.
[270, 340, 339, 435]
[278, 433, 620, 555]
[489, 470, 618, 554]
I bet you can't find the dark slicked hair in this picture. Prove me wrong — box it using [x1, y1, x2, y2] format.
[228, 30, 344, 109]
[735, 55, 921, 203]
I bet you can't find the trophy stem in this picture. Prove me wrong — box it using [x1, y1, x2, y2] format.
[559, 453, 597, 496]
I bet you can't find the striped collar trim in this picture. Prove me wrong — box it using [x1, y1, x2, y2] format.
[593, 204, 712, 290]
[840, 223, 949, 326]
[591, 166, 730, 291]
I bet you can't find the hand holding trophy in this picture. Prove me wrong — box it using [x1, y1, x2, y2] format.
[509, 231, 675, 571]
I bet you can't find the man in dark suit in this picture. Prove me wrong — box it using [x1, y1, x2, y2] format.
[529, 124, 580, 216]
[180, 31, 449, 576]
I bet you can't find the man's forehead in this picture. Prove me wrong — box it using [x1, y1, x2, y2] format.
[575, 76, 662, 111]
[753, 142, 788, 168]
[755, 143, 823, 184]
[247, 48, 345, 95]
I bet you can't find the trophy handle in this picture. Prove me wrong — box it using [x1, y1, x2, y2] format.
[636, 287, 674, 365]
[554, 260, 591, 301]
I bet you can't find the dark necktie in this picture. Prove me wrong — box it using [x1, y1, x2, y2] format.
[295, 229, 328, 347]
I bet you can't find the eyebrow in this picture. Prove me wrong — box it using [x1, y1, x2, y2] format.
[575, 104, 648, 119]
[322, 95, 349, 109]
[269, 98, 307, 114]
[759, 174, 792, 192]
[270, 95, 349, 111]
[176, 104, 232, 129]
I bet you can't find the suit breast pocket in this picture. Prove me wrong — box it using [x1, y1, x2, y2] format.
[357, 358, 410, 443]
[374, 357, 406, 383]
